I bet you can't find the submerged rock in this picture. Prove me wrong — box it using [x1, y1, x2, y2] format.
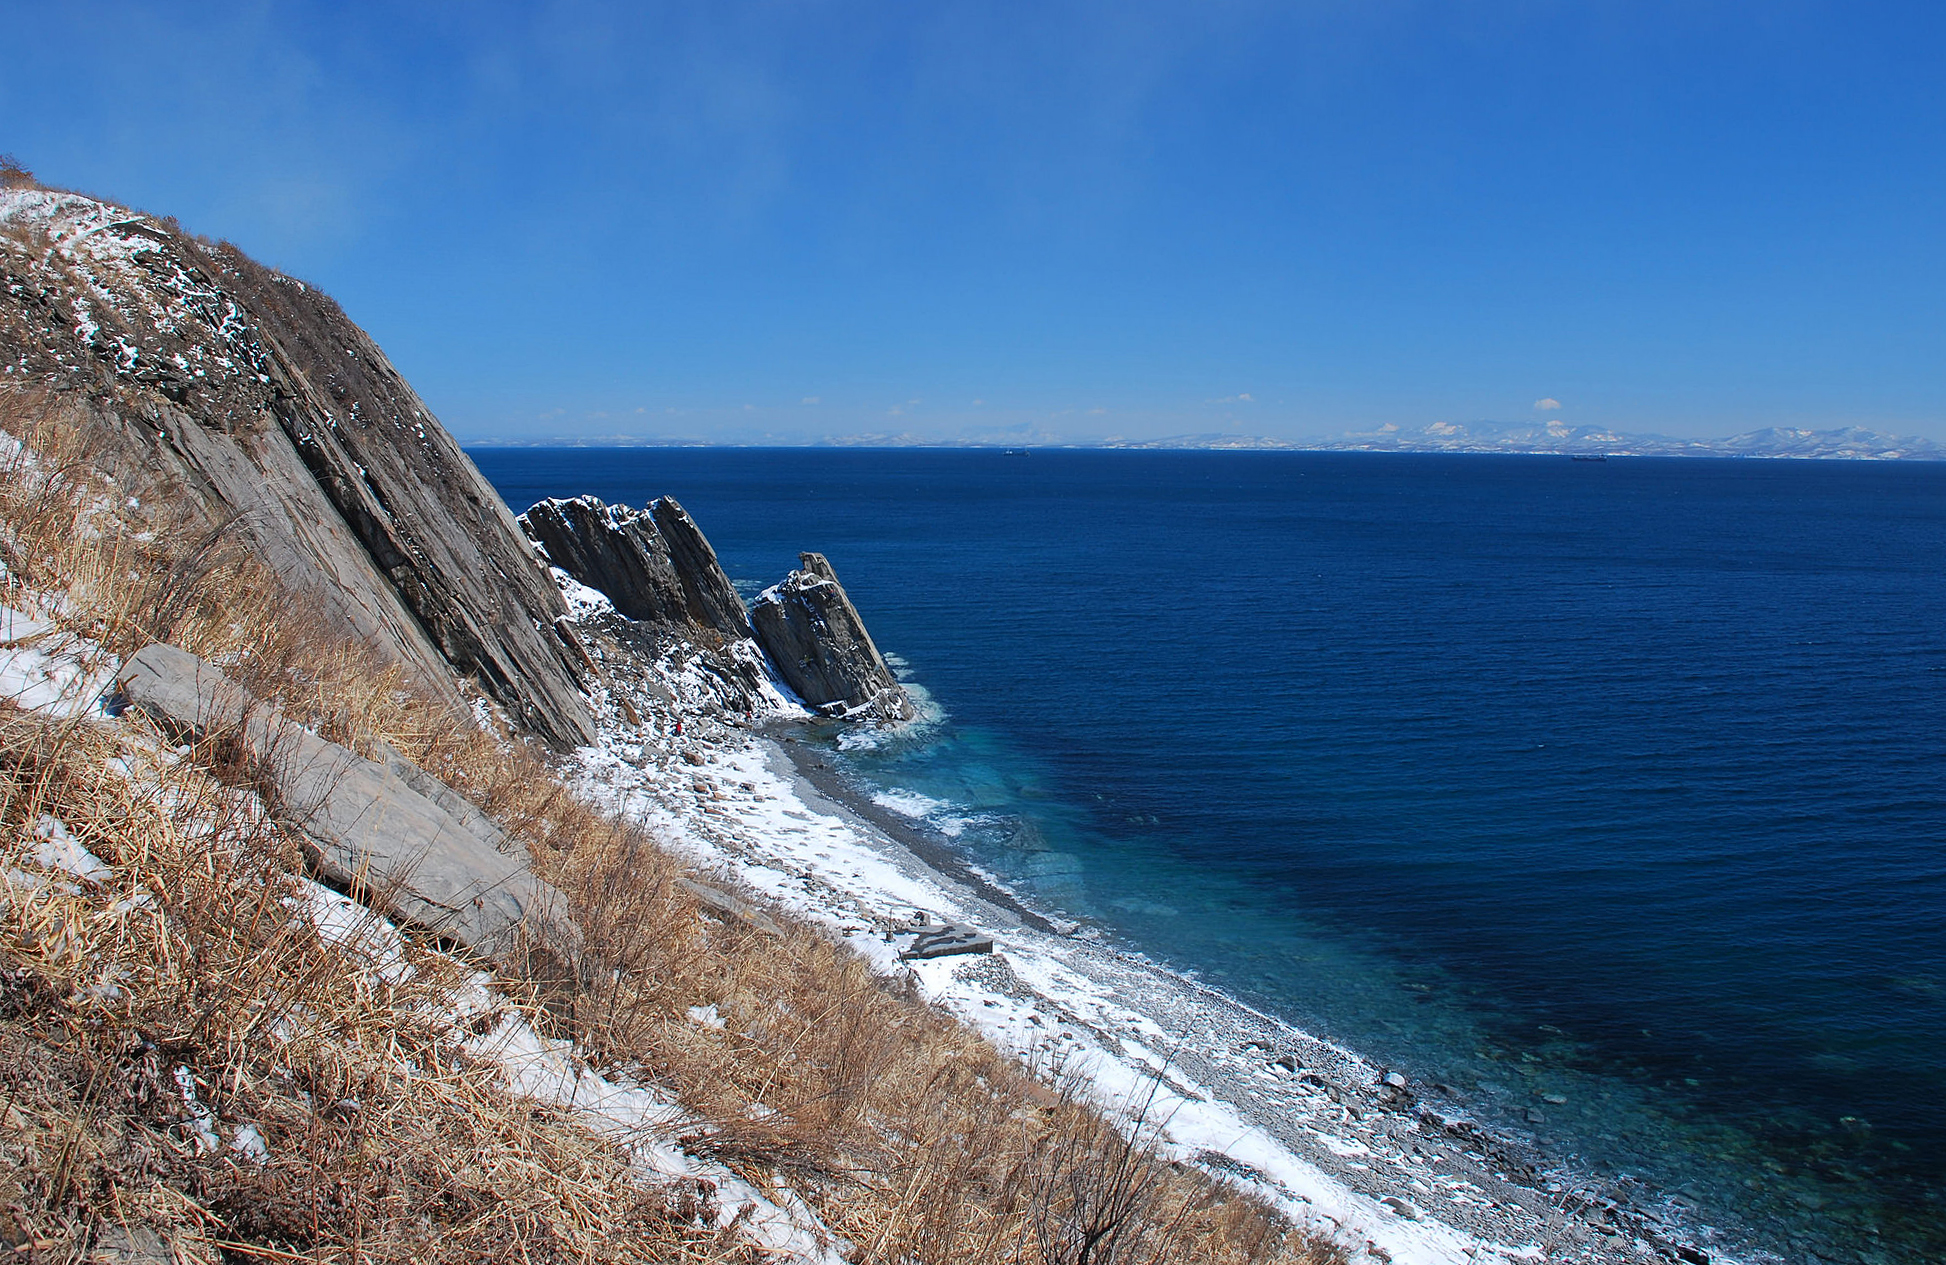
[114, 643, 583, 979]
[750, 553, 914, 721]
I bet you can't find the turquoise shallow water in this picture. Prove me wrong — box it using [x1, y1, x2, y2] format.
[478, 447, 1946, 1262]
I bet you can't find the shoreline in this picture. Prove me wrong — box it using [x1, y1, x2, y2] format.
[761, 730, 1748, 1265]
[571, 701, 1740, 1265]
[761, 721, 1067, 937]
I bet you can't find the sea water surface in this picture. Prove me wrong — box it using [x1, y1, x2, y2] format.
[477, 448, 1946, 1263]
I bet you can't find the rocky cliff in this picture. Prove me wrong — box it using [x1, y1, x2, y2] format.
[520, 494, 914, 723]
[520, 494, 749, 644]
[521, 496, 696, 628]
[0, 184, 918, 748]
[751, 553, 914, 721]
[646, 497, 751, 642]
[0, 188, 596, 748]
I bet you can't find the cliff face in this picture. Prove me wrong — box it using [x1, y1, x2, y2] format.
[518, 493, 781, 716]
[0, 185, 915, 743]
[0, 189, 595, 748]
[521, 496, 696, 628]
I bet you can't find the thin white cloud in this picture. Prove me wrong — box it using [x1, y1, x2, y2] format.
[1534, 397, 1562, 412]
[800, 396, 820, 405]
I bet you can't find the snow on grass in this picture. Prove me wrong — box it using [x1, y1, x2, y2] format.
[286, 876, 849, 1265]
[0, 188, 275, 389]
[0, 536, 848, 1263]
[1, 599, 119, 718]
[451, 967, 849, 1262]
[295, 881, 414, 986]
[29, 814, 111, 884]
[173, 1066, 222, 1156]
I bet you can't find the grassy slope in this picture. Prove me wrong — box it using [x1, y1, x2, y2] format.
[0, 392, 1347, 1264]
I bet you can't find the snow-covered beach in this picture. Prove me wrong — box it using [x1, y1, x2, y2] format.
[568, 692, 1723, 1265]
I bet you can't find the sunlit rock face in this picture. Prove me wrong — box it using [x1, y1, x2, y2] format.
[750, 553, 914, 722]
[0, 188, 597, 748]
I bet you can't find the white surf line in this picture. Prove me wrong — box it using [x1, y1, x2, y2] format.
[571, 715, 1585, 1265]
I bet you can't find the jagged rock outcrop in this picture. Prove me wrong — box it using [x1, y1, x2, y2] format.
[114, 643, 583, 976]
[521, 496, 693, 626]
[519, 494, 750, 642]
[649, 497, 753, 642]
[0, 189, 596, 748]
[525, 494, 914, 723]
[518, 493, 781, 714]
[750, 553, 914, 720]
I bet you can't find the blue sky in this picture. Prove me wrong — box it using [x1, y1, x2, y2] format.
[6, 1, 1943, 443]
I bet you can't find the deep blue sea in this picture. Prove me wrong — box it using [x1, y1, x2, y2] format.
[476, 448, 1946, 1263]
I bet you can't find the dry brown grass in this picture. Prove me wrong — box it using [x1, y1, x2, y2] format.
[0, 390, 1350, 1264]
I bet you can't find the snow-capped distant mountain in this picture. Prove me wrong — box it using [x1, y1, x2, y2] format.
[1702, 426, 1945, 459]
[1109, 420, 1944, 460]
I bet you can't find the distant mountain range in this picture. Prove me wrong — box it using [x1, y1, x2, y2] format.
[470, 419, 1945, 459]
[1105, 420, 1944, 460]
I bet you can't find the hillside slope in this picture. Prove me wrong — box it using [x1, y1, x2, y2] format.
[1, 181, 1353, 1265]
[0, 187, 594, 747]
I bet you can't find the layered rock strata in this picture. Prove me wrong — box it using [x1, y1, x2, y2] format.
[0, 186, 915, 743]
[114, 643, 583, 977]
[519, 494, 750, 642]
[521, 496, 693, 627]
[518, 493, 778, 714]
[750, 553, 915, 721]
[0, 189, 595, 748]
[522, 494, 914, 723]
[648, 497, 750, 642]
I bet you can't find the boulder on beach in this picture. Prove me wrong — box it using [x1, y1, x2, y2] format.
[891, 914, 993, 960]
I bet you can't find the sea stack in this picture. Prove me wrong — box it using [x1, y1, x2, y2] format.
[750, 552, 915, 721]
